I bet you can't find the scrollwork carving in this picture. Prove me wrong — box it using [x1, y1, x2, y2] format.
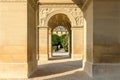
[39, 8, 54, 26]
[68, 8, 83, 26]
[39, 7, 83, 26]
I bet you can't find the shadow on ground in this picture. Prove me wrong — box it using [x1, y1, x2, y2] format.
[1, 60, 91, 80]
[49, 56, 70, 60]
[30, 60, 83, 78]
[45, 71, 92, 80]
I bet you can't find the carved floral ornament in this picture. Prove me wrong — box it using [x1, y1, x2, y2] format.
[39, 8, 84, 26]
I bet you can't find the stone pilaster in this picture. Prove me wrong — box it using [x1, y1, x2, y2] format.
[48, 28, 52, 59]
[71, 26, 84, 60]
[38, 26, 48, 61]
[92, 0, 120, 79]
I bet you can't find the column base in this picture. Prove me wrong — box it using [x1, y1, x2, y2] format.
[93, 63, 120, 80]
[0, 63, 28, 78]
[84, 61, 93, 77]
[27, 60, 37, 78]
[84, 61, 120, 80]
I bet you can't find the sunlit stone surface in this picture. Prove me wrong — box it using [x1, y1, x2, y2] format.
[0, 0, 120, 79]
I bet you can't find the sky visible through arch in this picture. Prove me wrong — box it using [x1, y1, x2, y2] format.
[54, 26, 67, 31]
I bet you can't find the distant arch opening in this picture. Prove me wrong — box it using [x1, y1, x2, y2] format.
[48, 13, 72, 59]
[52, 26, 70, 58]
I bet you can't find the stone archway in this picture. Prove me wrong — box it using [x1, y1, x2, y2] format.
[38, 8, 84, 60]
[45, 9, 77, 27]
[47, 13, 72, 59]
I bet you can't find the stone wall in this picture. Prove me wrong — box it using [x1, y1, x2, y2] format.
[84, 0, 120, 79]
[0, 0, 38, 78]
[93, 0, 120, 63]
[0, 0, 28, 78]
[89, 0, 120, 79]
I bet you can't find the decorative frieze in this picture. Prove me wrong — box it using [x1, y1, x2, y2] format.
[39, 5, 83, 27]
[39, 8, 54, 26]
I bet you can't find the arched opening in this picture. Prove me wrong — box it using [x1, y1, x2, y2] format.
[52, 26, 70, 58]
[47, 13, 72, 59]
[38, 7, 84, 61]
[37, 8, 85, 79]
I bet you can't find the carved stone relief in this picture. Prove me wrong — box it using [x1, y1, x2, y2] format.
[67, 8, 83, 26]
[39, 6, 83, 26]
[39, 8, 54, 26]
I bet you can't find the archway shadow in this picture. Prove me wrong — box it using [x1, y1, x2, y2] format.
[45, 71, 92, 80]
[49, 56, 70, 60]
[30, 60, 83, 78]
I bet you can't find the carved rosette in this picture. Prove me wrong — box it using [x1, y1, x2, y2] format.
[39, 7, 83, 26]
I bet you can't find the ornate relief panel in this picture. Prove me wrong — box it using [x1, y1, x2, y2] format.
[39, 4, 83, 27]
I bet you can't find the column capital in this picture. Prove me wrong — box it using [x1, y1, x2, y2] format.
[71, 26, 84, 30]
[71, 26, 84, 28]
[37, 26, 48, 28]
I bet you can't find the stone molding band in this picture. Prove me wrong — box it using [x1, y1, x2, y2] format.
[71, 26, 84, 28]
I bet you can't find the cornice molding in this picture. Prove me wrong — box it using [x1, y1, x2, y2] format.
[38, 0, 82, 5]
[71, 26, 84, 28]
[39, 4, 81, 8]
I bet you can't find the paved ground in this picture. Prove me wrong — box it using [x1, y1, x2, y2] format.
[52, 52, 69, 56]
[30, 59, 92, 80]
[52, 48, 69, 56]
[0, 59, 92, 80]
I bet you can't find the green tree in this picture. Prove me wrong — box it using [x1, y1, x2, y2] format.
[60, 34, 68, 52]
[52, 34, 60, 46]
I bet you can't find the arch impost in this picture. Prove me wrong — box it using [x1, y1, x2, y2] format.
[71, 26, 84, 29]
[37, 26, 48, 28]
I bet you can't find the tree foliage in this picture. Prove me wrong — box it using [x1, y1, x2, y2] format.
[52, 34, 60, 46]
[60, 34, 68, 52]
[52, 34, 68, 52]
